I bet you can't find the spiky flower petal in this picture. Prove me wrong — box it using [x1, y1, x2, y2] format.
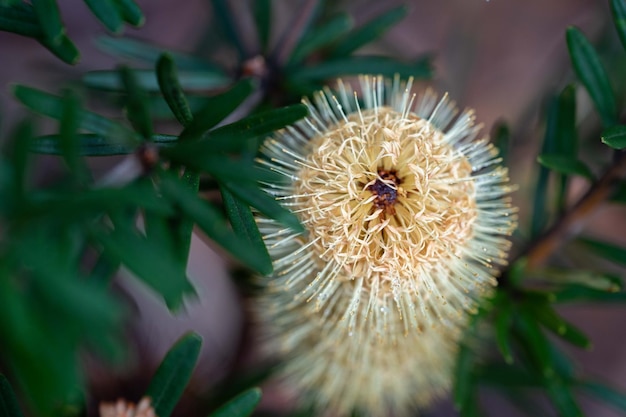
[254, 76, 517, 416]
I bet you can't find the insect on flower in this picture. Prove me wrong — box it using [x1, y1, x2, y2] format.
[254, 75, 517, 416]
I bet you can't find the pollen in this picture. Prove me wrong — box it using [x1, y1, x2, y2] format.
[253, 75, 518, 416]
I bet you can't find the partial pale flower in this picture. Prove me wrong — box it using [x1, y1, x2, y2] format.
[254, 75, 517, 416]
[99, 397, 156, 417]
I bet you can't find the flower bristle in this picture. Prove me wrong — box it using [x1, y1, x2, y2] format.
[254, 75, 517, 416]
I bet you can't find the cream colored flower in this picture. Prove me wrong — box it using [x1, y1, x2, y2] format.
[99, 397, 156, 417]
[254, 75, 517, 416]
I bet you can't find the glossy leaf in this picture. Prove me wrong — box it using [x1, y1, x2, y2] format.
[84, 69, 229, 92]
[32, 0, 63, 43]
[31, 133, 176, 156]
[120, 67, 153, 139]
[611, 0, 626, 52]
[566, 26, 618, 127]
[221, 188, 272, 275]
[114, 0, 144, 26]
[330, 5, 407, 57]
[580, 380, 626, 413]
[209, 388, 262, 417]
[13, 85, 140, 145]
[601, 125, 626, 149]
[156, 54, 194, 127]
[290, 55, 432, 81]
[0, 374, 25, 417]
[146, 333, 202, 417]
[223, 181, 303, 233]
[95, 36, 220, 71]
[178, 79, 254, 142]
[159, 174, 272, 274]
[84, 0, 123, 33]
[537, 155, 593, 180]
[289, 13, 354, 64]
[579, 237, 626, 267]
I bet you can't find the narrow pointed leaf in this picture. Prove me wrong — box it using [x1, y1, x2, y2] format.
[601, 125, 626, 149]
[566, 26, 617, 127]
[516, 312, 554, 378]
[156, 54, 194, 127]
[579, 237, 626, 267]
[611, 0, 626, 52]
[146, 333, 202, 417]
[209, 388, 262, 417]
[59, 89, 89, 182]
[223, 181, 303, 233]
[537, 155, 593, 180]
[580, 380, 626, 413]
[492, 121, 510, 167]
[289, 13, 354, 64]
[210, 0, 246, 58]
[31, 133, 176, 156]
[120, 67, 153, 139]
[32, 0, 63, 43]
[84, 69, 229, 92]
[113, 0, 144, 26]
[84, 0, 123, 33]
[40, 34, 80, 64]
[554, 85, 577, 213]
[0, 374, 25, 417]
[330, 6, 407, 57]
[495, 305, 514, 363]
[611, 182, 626, 203]
[453, 343, 475, 410]
[222, 188, 272, 275]
[525, 302, 591, 349]
[554, 284, 626, 303]
[0, 3, 42, 37]
[546, 378, 583, 417]
[253, 0, 270, 52]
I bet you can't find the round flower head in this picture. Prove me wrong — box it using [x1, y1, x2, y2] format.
[254, 75, 517, 416]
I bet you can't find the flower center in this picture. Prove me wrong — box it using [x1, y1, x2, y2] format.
[367, 169, 401, 215]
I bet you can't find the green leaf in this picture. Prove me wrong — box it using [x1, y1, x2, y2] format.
[178, 79, 254, 142]
[524, 302, 591, 349]
[289, 13, 354, 64]
[119, 66, 153, 139]
[536, 155, 593, 180]
[580, 380, 626, 413]
[31, 133, 176, 156]
[330, 6, 407, 57]
[453, 344, 475, 410]
[221, 188, 272, 275]
[601, 125, 626, 149]
[492, 121, 510, 167]
[159, 174, 272, 274]
[40, 34, 80, 64]
[566, 26, 618, 127]
[7, 119, 34, 197]
[209, 388, 262, 417]
[209, 0, 246, 58]
[223, 181, 303, 233]
[478, 364, 542, 388]
[145, 333, 202, 417]
[13, 85, 140, 145]
[84, 0, 123, 33]
[611, 0, 626, 52]
[113, 0, 144, 26]
[579, 237, 626, 267]
[495, 304, 515, 364]
[32, 0, 63, 43]
[0, 3, 43, 37]
[83, 69, 230, 92]
[545, 378, 583, 417]
[95, 36, 222, 71]
[534, 267, 622, 292]
[0, 374, 25, 417]
[515, 312, 554, 378]
[554, 284, 626, 303]
[611, 182, 626, 203]
[59, 89, 89, 182]
[156, 54, 194, 127]
[553, 85, 578, 213]
[290, 55, 432, 81]
[253, 0, 271, 53]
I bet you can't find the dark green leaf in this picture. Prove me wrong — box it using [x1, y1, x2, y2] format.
[579, 237, 626, 267]
[289, 13, 354, 64]
[330, 6, 407, 57]
[156, 54, 194, 127]
[554, 284, 626, 303]
[535, 267, 622, 292]
[7, 119, 34, 196]
[566, 26, 618, 127]
[159, 174, 272, 274]
[478, 364, 542, 388]
[32, 0, 63, 43]
[611, 182, 626, 203]
[209, 388, 262, 417]
[537, 155, 593, 180]
[290, 55, 432, 81]
[120, 66, 153, 139]
[524, 302, 591, 349]
[601, 125, 626, 149]
[222, 188, 272, 275]
[0, 374, 25, 417]
[89, 253, 120, 284]
[611, 0, 626, 52]
[40, 34, 80, 64]
[113, 0, 144, 26]
[515, 312, 554, 378]
[253, 0, 271, 53]
[95, 36, 221, 71]
[145, 333, 202, 417]
[59, 89, 89, 182]
[13, 85, 140, 145]
[495, 304, 514, 364]
[84, 0, 123, 33]
[545, 378, 583, 417]
[0, 3, 42, 37]
[83, 69, 229, 92]
[209, 0, 246, 58]
[580, 380, 626, 413]
[553, 85, 578, 213]
[223, 181, 303, 233]
[492, 121, 510, 167]
[178, 79, 254, 142]
[31, 133, 176, 156]
[453, 344, 475, 410]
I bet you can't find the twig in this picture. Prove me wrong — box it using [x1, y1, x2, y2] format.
[500, 151, 626, 285]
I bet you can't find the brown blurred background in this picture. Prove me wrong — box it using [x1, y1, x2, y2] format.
[1, 1, 625, 416]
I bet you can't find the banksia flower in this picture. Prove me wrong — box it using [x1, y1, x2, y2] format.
[99, 397, 156, 417]
[254, 75, 517, 416]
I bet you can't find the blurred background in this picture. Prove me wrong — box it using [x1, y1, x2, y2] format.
[1, 0, 624, 416]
